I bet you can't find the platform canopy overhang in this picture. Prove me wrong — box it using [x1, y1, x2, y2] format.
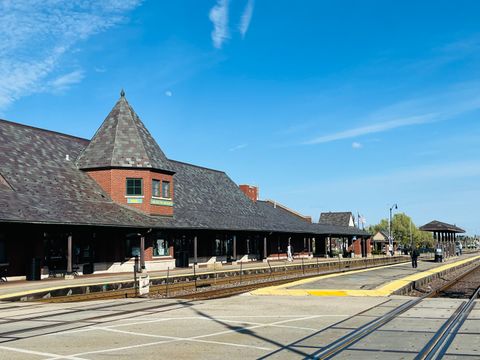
[419, 220, 465, 234]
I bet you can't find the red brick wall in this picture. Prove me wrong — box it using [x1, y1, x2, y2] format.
[239, 185, 258, 202]
[351, 238, 372, 256]
[352, 239, 362, 255]
[87, 169, 112, 194]
[144, 239, 153, 261]
[86, 168, 174, 216]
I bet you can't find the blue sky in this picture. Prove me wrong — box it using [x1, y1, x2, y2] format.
[1, 1, 480, 234]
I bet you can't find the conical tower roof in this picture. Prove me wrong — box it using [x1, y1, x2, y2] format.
[76, 91, 173, 172]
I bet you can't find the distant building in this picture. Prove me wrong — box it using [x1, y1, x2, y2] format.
[319, 212, 371, 257]
[372, 230, 396, 253]
[319, 212, 355, 227]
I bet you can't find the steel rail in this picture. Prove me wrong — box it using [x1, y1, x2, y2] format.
[308, 260, 480, 360]
[427, 261, 480, 297]
[310, 294, 428, 359]
[415, 284, 480, 359]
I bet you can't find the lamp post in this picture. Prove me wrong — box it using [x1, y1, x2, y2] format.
[388, 203, 398, 256]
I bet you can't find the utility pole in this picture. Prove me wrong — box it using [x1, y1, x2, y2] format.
[409, 218, 413, 250]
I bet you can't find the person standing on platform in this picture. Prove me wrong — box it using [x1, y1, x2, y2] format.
[411, 247, 419, 268]
[287, 244, 293, 262]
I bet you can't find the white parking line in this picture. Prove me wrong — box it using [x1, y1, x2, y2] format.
[0, 345, 88, 360]
[97, 327, 273, 351]
[190, 315, 321, 341]
[217, 318, 320, 332]
[49, 314, 348, 336]
[45, 314, 335, 359]
[52, 315, 332, 360]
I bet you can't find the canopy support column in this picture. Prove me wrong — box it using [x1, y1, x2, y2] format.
[194, 236, 198, 264]
[233, 235, 237, 260]
[67, 234, 72, 274]
[140, 236, 145, 269]
[263, 236, 267, 259]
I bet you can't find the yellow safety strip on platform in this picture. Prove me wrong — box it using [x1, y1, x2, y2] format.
[251, 255, 480, 297]
[0, 257, 401, 300]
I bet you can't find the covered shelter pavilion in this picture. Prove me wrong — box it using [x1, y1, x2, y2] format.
[419, 220, 465, 257]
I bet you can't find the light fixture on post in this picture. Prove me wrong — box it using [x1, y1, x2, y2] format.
[389, 203, 398, 256]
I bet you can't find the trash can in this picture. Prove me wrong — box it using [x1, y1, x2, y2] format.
[26, 258, 41, 281]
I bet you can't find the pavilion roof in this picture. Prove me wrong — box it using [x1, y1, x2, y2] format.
[419, 220, 465, 233]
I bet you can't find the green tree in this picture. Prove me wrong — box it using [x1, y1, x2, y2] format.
[368, 213, 433, 248]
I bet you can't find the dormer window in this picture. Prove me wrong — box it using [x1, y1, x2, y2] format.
[162, 181, 171, 199]
[152, 179, 171, 199]
[152, 179, 161, 197]
[126, 178, 143, 196]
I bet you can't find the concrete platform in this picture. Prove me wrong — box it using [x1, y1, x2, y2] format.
[252, 253, 480, 297]
[1, 253, 479, 359]
[0, 294, 478, 359]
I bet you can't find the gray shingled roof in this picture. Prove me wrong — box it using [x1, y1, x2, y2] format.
[419, 220, 465, 233]
[76, 93, 173, 172]
[0, 113, 371, 238]
[159, 160, 265, 231]
[0, 119, 159, 228]
[256, 201, 314, 233]
[319, 212, 354, 227]
[0, 119, 271, 231]
[311, 223, 370, 237]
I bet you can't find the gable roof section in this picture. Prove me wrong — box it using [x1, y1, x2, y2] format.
[319, 212, 354, 227]
[76, 93, 173, 172]
[311, 222, 370, 237]
[162, 160, 265, 231]
[263, 200, 312, 223]
[256, 200, 314, 233]
[372, 230, 389, 241]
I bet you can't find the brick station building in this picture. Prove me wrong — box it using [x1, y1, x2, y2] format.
[0, 92, 370, 280]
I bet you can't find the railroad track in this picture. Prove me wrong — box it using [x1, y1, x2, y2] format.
[415, 284, 480, 359]
[37, 258, 406, 303]
[434, 261, 480, 299]
[309, 261, 480, 359]
[38, 267, 345, 302]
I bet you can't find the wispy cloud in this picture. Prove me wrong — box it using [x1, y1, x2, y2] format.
[304, 114, 437, 145]
[352, 142, 362, 149]
[164, 90, 173, 97]
[303, 82, 480, 145]
[209, 0, 229, 49]
[405, 35, 480, 74]
[229, 143, 248, 152]
[94, 66, 107, 73]
[239, 0, 254, 38]
[0, 0, 141, 111]
[48, 70, 85, 92]
[288, 159, 480, 199]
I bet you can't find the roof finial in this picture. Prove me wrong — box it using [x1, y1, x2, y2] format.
[120, 89, 125, 97]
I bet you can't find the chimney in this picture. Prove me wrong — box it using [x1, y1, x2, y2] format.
[239, 184, 258, 202]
